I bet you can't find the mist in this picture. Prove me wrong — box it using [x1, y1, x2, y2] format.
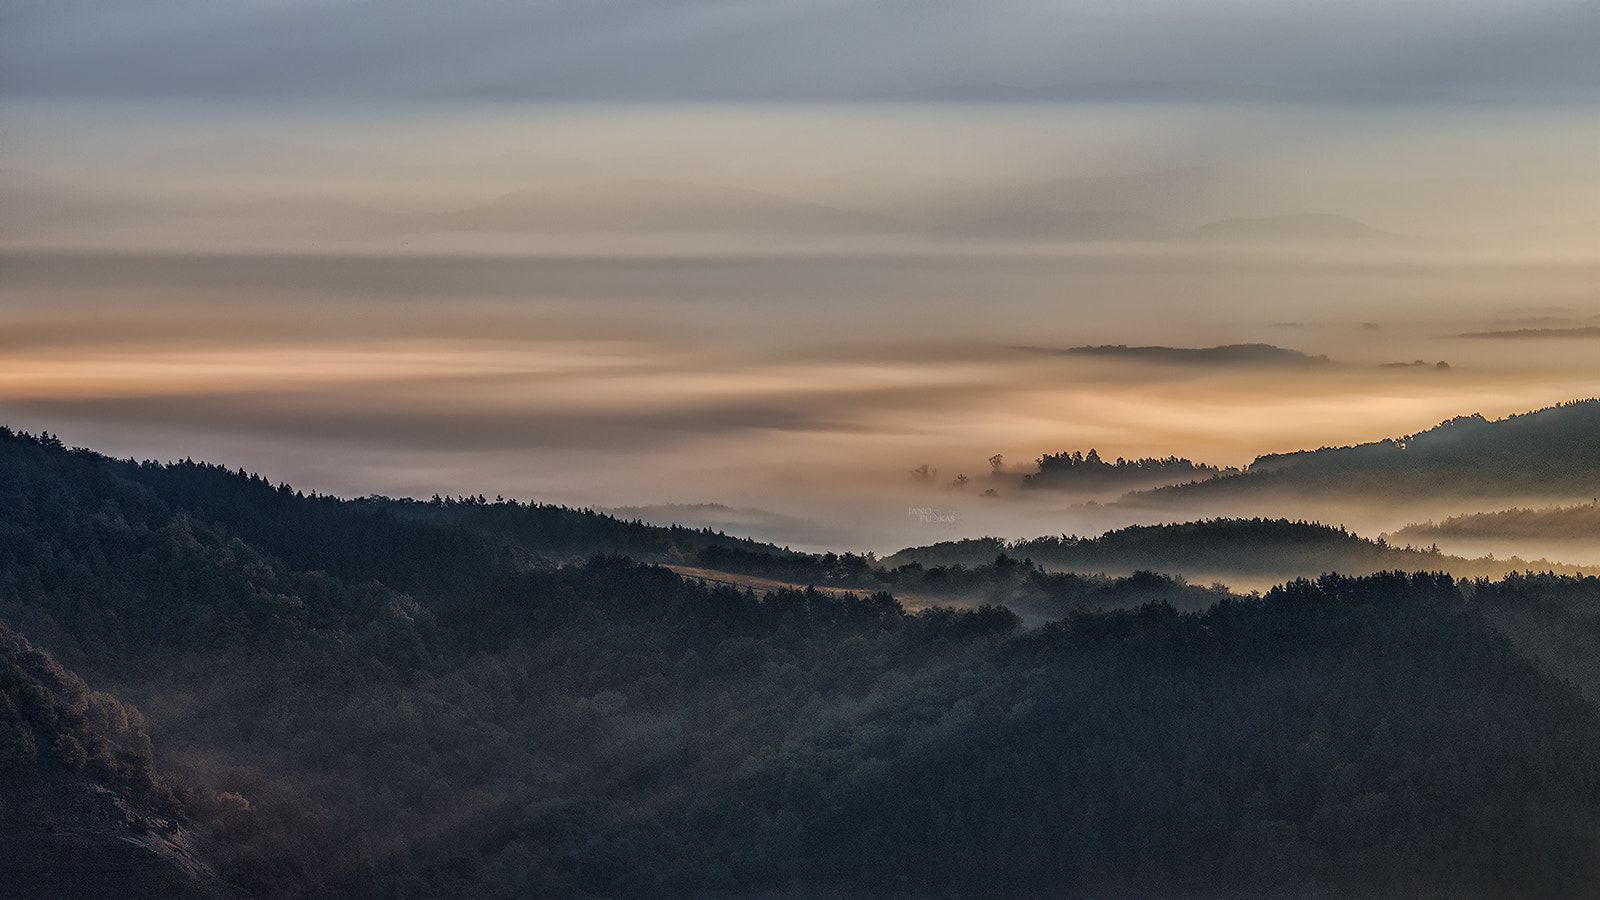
[9, 5, 1600, 896]
[2, 100, 1597, 555]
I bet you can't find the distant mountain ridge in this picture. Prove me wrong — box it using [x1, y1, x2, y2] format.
[882, 517, 1581, 587]
[1135, 399, 1600, 504]
[1058, 342, 1331, 365]
[1392, 503, 1600, 543]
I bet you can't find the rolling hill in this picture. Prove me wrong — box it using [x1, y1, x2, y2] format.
[882, 517, 1584, 590]
[5, 426, 1600, 898]
[1133, 399, 1600, 505]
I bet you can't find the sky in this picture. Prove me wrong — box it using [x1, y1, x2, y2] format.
[5, 0, 1597, 102]
[2, 1, 1598, 553]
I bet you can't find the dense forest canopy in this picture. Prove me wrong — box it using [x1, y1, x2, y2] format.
[4, 426, 1600, 898]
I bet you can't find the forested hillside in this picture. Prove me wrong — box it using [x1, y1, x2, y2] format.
[1136, 399, 1600, 504]
[4, 427, 1600, 898]
[1395, 503, 1600, 542]
[697, 542, 1236, 621]
[882, 517, 1583, 588]
[0, 620, 233, 899]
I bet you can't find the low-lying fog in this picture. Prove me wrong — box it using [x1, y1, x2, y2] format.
[3, 101, 1597, 555]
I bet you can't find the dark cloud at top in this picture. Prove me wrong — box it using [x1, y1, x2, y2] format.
[1023, 344, 1333, 366]
[3, 0, 1595, 103]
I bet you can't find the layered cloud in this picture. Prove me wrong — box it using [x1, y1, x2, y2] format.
[2, 35, 1597, 553]
[1039, 344, 1332, 366]
[5, 0, 1596, 102]
[1460, 327, 1600, 339]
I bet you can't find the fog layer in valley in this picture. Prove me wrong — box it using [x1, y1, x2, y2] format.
[3, 102, 1598, 554]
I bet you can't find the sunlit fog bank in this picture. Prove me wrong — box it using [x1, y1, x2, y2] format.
[3, 101, 1598, 553]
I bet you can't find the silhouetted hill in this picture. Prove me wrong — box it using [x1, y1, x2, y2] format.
[1020, 447, 1225, 493]
[378, 494, 799, 566]
[703, 571, 1600, 899]
[0, 428, 794, 607]
[695, 543, 1236, 623]
[1137, 399, 1600, 504]
[1039, 342, 1331, 366]
[6, 426, 1600, 897]
[883, 518, 1584, 587]
[1394, 502, 1600, 542]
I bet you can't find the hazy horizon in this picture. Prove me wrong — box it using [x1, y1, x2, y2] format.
[4, 1, 1598, 555]
[11, 8, 1600, 898]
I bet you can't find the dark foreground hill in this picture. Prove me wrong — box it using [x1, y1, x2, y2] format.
[0, 622, 233, 900]
[4, 427, 1600, 898]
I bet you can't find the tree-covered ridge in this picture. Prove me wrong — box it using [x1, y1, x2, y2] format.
[5, 425, 1600, 897]
[0, 425, 796, 601]
[0, 425, 1013, 895]
[883, 517, 1584, 585]
[699, 517, 1585, 611]
[698, 543, 1233, 620]
[1062, 343, 1332, 365]
[690, 572, 1600, 899]
[1021, 447, 1223, 492]
[1394, 502, 1600, 541]
[1139, 398, 1600, 502]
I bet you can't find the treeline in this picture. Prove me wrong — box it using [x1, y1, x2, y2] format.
[890, 518, 1410, 572]
[1022, 447, 1223, 491]
[1394, 502, 1600, 541]
[0, 426, 795, 600]
[1142, 398, 1600, 503]
[696, 544, 877, 585]
[699, 544, 1231, 620]
[688, 572, 1600, 899]
[5, 427, 1600, 897]
[380, 493, 805, 565]
[884, 517, 1581, 584]
[0, 427, 1017, 896]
